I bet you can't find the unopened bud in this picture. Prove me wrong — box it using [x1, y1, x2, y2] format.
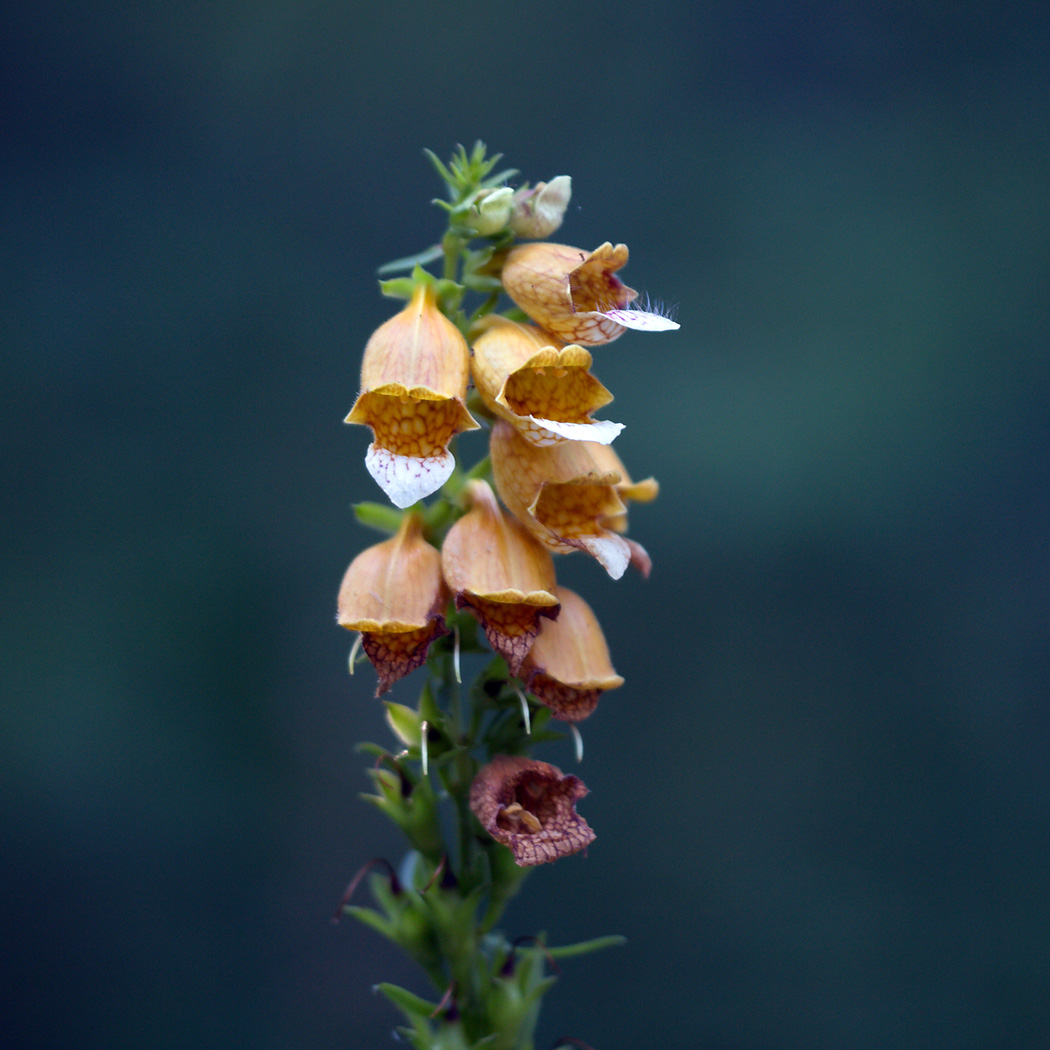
[464, 186, 514, 235]
[509, 176, 572, 239]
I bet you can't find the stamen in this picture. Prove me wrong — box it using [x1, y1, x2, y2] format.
[421, 720, 429, 776]
[453, 624, 462, 683]
[348, 633, 363, 675]
[515, 686, 532, 734]
[570, 724, 583, 763]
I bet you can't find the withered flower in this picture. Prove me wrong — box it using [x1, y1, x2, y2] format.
[336, 512, 448, 695]
[523, 587, 623, 722]
[490, 420, 631, 579]
[440, 479, 560, 674]
[470, 755, 595, 866]
[470, 315, 623, 447]
[346, 282, 479, 508]
[501, 241, 679, 346]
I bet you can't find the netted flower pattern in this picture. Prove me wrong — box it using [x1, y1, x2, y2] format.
[469, 755, 595, 866]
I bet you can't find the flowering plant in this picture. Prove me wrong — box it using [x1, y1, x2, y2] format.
[335, 143, 678, 1049]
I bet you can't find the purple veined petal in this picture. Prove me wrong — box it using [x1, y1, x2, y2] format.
[365, 444, 455, 509]
[601, 309, 680, 332]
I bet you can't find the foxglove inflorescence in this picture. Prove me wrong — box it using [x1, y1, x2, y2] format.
[335, 143, 678, 1050]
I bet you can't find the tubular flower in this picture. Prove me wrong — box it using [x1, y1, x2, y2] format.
[582, 442, 658, 578]
[469, 755, 595, 866]
[522, 587, 623, 722]
[490, 420, 631, 580]
[470, 315, 623, 447]
[345, 282, 479, 509]
[440, 479, 560, 675]
[336, 512, 449, 695]
[500, 241, 679, 346]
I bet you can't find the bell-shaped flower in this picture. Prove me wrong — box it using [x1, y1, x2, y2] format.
[469, 755, 594, 866]
[440, 479, 560, 675]
[470, 315, 623, 447]
[508, 176, 572, 239]
[501, 241, 680, 346]
[346, 282, 479, 508]
[582, 442, 658, 577]
[522, 587, 623, 722]
[490, 420, 631, 580]
[336, 512, 449, 695]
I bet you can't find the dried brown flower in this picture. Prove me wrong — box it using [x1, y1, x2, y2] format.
[470, 755, 595, 866]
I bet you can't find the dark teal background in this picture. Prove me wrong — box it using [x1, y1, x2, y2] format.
[4, 3, 1048, 1048]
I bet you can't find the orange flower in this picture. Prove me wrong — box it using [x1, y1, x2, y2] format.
[469, 755, 594, 866]
[582, 442, 657, 577]
[522, 587, 623, 722]
[346, 282, 479, 508]
[500, 241, 679, 346]
[336, 512, 448, 695]
[490, 420, 631, 579]
[470, 315, 623, 447]
[440, 480, 560, 675]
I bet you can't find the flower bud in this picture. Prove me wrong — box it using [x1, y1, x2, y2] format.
[346, 282, 479, 508]
[523, 587, 623, 722]
[337, 512, 448, 695]
[470, 755, 595, 866]
[463, 186, 515, 236]
[470, 315, 623, 447]
[490, 420, 630, 579]
[440, 479, 560, 675]
[508, 176, 572, 239]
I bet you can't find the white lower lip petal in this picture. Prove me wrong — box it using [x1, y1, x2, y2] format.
[601, 309, 680, 332]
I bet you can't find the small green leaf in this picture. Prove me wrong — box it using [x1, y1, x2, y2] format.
[378, 276, 418, 299]
[546, 934, 627, 959]
[385, 701, 423, 747]
[377, 244, 444, 275]
[353, 502, 404, 534]
[376, 981, 439, 1020]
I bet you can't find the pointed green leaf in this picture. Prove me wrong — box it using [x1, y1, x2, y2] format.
[353, 501, 404, 534]
[546, 934, 626, 959]
[377, 244, 444, 275]
[385, 701, 423, 747]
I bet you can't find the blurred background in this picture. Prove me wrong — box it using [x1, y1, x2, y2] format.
[3, 2, 1048, 1048]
